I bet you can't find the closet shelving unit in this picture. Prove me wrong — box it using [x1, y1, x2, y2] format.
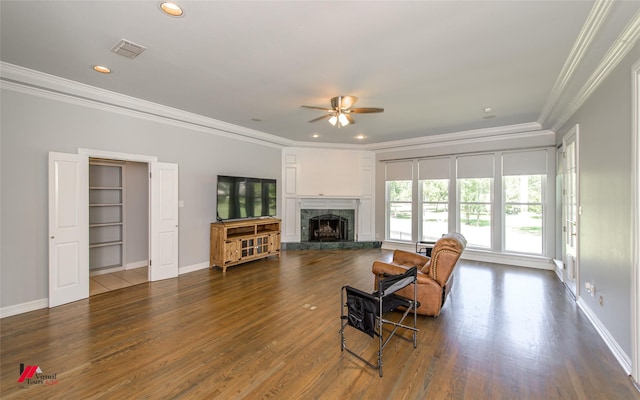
[89, 159, 125, 274]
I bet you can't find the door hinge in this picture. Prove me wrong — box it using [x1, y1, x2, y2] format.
[149, 172, 152, 179]
[563, 226, 566, 233]
[149, 260, 152, 266]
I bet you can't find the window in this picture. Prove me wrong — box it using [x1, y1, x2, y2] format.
[504, 175, 543, 254]
[502, 149, 547, 255]
[387, 180, 412, 240]
[457, 154, 494, 248]
[459, 178, 492, 248]
[385, 161, 413, 241]
[420, 179, 449, 241]
[418, 157, 450, 241]
[385, 149, 551, 260]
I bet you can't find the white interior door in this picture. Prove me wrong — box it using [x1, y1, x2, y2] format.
[562, 126, 579, 297]
[150, 162, 179, 281]
[48, 152, 89, 307]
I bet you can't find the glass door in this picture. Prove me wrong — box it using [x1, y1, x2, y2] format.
[562, 126, 579, 297]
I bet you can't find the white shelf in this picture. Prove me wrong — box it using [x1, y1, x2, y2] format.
[89, 160, 125, 271]
[90, 240, 123, 248]
[90, 222, 123, 228]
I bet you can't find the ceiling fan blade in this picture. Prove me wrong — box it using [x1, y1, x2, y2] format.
[345, 114, 356, 125]
[350, 107, 384, 114]
[331, 96, 358, 111]
[308, 114, 332, 123]
[301, 105, 332, 111]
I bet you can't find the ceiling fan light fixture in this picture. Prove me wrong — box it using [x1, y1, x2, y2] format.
[302, 95, 382, 126]
[338, 113, 349, 126]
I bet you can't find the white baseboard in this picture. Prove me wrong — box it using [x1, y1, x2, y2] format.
[126, 260, 148, 270]
[90, 266, 126, 276]
[179, 261, 209, 275]
[1, 261, 210, 319]
[91, 261, 147, 276]
[1, 298, 48, 319]
[577, 296, 632, 375]
[381, 241, 553, 270]
[553, 259, 565, 282]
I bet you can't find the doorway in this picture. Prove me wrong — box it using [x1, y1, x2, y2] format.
[561, 125, 579, 298]
[632, 61, 640, 387]
[48, 149, 179, 307]
[88, 158, 149, 295]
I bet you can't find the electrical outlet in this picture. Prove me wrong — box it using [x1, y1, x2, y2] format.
[585, 282, 594, 296]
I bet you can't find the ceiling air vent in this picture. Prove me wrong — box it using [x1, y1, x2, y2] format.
[111, 39, 146, 59]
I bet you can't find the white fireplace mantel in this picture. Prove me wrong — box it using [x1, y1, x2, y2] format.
[299, 197, 360, 210]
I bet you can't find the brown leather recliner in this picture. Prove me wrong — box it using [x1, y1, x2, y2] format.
[372, 233, 466, 317]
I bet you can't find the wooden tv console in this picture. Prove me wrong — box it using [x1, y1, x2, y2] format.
[210, 217, 281, 273]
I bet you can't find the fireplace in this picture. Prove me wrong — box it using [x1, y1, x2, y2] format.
[282, 197, 380, 250]
[309, 214, 348, 242]
[301, 208, 355, 242]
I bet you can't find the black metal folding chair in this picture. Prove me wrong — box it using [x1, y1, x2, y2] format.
[340, 266, 419, 377]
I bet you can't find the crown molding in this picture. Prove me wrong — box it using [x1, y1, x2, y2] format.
[0, 62, 294, 149]
[367, 122, 550, 153]
[0, 62, 555, 154]
[551, 10, 640, 132]
[538, 0, 613, 126]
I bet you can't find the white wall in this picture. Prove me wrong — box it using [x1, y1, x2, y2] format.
[289, 147, 367, 196]
[556, 41, 640, 362]
[0, 83, 282, 310]
[125, 161, 149, 267]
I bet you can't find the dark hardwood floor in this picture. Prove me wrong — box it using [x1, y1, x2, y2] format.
[1, 249, 638, 399]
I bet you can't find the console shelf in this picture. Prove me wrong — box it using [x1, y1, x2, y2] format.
[210, 218, 281, 273]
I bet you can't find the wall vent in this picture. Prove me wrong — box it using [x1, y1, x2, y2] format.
[111, 39, 146, 59]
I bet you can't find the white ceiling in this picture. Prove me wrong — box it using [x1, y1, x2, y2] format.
[2, 1, 639, 146]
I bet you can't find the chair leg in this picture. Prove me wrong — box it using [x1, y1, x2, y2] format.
[379, 297, 384, 377]
[378, 332, 383, 377]
[340, 287, 346, 353]
[413, 283, 418, 348]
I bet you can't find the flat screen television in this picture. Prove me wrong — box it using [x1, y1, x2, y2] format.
[216, 175, 277, 221]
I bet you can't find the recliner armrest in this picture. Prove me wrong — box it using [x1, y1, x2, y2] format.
[372, 261, 434, 286]
[392, 249, 430, 267]
[372, 260, 411, 276]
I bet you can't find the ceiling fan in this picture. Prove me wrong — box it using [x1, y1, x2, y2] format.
[301, 96, 384, 127]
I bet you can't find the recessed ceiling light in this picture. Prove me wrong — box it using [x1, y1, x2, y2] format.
[160, 2, 183, 17]
[251, 118, 263, 122]
[311, 133, 320, 138]
[92, 65, 111, 74]
[484, 107, 492, 113]
[355, 134, 366, 140]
